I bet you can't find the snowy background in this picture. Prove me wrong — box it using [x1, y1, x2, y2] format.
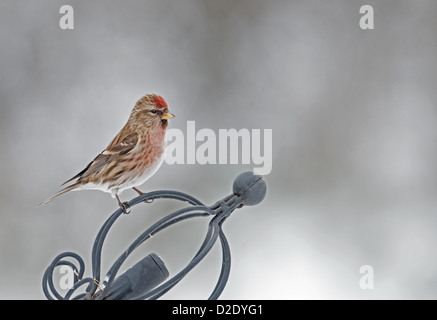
[1, 0, 437, 299]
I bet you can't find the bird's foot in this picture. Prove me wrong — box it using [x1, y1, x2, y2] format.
[132, 187, 154, 203]
[119, 201, 131, 214]
[116, 194, 131, 214]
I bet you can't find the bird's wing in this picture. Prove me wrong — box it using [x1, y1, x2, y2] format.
[62, 130, 139, 185]
[105, 130, 139, 156]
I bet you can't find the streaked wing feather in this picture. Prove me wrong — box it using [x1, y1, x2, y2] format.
[106, 131, 139, 155]
[62, 130, 139, 184]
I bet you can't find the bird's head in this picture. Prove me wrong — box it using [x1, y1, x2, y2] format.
[131, 94, 175, 129]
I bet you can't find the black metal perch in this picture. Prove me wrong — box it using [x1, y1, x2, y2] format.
[42, 171, 267, 300]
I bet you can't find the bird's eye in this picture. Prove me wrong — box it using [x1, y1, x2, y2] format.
[151, 109, 157, 114]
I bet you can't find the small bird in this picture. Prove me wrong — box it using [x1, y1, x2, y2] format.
[40, 93, 175, 212]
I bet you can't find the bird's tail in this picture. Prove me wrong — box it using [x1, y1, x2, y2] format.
[39, 182, 81, 206]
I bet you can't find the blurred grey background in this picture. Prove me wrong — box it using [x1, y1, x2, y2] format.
[1, 0, 437, 299]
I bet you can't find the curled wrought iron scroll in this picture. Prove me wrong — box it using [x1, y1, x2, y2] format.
[42, 171, 267, 300]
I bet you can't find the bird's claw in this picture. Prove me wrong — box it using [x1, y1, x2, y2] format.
[132, 187, 153, 203]
[119, 201, 131, 214]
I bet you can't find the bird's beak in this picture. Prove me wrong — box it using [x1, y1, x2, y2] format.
[161, 112, 175, 120]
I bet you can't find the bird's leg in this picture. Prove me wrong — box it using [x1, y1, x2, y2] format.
[132, 187, 143, 195]
[132, 187, 154, 203]
[115, 194, 131, 214]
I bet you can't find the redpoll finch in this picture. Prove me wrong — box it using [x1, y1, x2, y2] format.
[40, 94, 175, 212]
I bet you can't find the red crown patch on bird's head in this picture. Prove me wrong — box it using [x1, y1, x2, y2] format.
[153, 95, 168, 109]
